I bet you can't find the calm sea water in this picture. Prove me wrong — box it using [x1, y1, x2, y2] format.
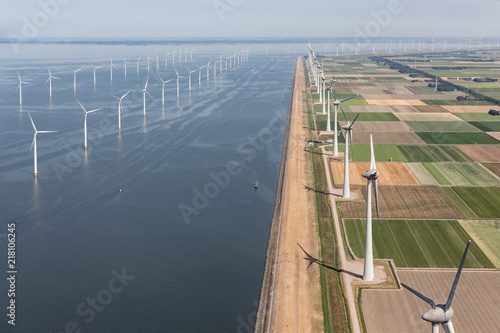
[0, 43, 299, 332]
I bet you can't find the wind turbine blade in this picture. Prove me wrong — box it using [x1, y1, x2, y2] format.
[30, 135, 35, 154]
[37, 130, 57, 133]
[401, 283, 436, 308]
[146, 90, 154, 101]
[28, 112, 37, 132]
[351, 113, 360, 126]
[370, 134, 376, 170]
[373, 179, 379, 218]
[444, 241, 471, 311]
[442, 321, 454, 333]
[45, 77, 51, 84]
[340, 96, 355, 103]
[340, 106, 348, 122]
[75, 99, 86, 112]
[144, 77, 149, 89]
[121, 89, 132, 98]
[87, 108, 103, 113]
[110, 94, 120, 100]
[350, 129, 354, 155]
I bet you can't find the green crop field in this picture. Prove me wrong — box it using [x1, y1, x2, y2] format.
[423, 163, 452, 185]
[417, 132, 500, 145]
[446, 187, 500, 218]
[460, 220, 500, 268]
[405, 121, 481, 132]
[407, 163, 440, 185]
[452, 163, 500, 185]
[342, 112, 399, 121]
[337, 144, 407, 162]
[398, 145, 472, 162]
[422, 100, 493, 106]
[455, 113, 500, 122]
[344, 219, 494, 268]
[407, 86, 444, 95]
[468, 122, 500, 132]
[434, 163, 472, 185]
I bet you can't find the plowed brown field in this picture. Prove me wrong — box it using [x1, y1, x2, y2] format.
[362, 270, 500, 333]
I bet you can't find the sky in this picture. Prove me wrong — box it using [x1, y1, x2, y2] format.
[1, 0, 500, 40]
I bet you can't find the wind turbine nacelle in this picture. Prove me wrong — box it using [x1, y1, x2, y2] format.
[362, 170, 379, 179]
[422, 306, 454, 324]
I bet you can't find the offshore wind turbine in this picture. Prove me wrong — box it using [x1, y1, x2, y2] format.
[174, 68, 185, 99]
[45, 68, 60, 98]
[402, 241, 471, 333]
[341, 108, 360, 199]
[361, 135, 380, 281]
[197, 65, 206, 86]
[109, 58, 117, 82]
[91, 65, 103, 86]
[185, 66, 197, 91]
[28, 112, 56, 177]
[138, 77, 153, 117]
[110, 89, 131, 131]
[16, 72, 30, 106]
[146, 53, 152, 72]
[172, 50, 177, 65]
[123, 58, 131, 78]
[76, 99, 102, 150]
[70, 67, 83, 92]
[136, 56, 141, 75]
[165, 53, 171, 69]
[158, 75, 173, 107]
[155, 54, 160, 71]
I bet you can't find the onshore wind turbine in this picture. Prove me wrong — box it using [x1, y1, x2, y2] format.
[138, 77, 153, 117]
[45, 68, 60, 98]
[71, 67, 83, 92]
[330, 91, 355, 156]
[341, 108, 360, 199]
[76, 99, 102, 150]
[361, 134, 380, 281]
[17, 72, 31, 106]
[110, 89, 131, 131]
[28, 112, 56, 177]
[158, 75, 173, 107]
[402, 241, 471, 333]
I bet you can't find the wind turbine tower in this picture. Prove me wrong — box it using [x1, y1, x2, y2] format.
[361, 135, 380, 281]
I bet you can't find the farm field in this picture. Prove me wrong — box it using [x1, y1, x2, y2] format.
[344, 219, 493, 268]
[446, 187, 500, 218]
[394, 112, 461, 121]
[406, 163, 441, 185]
[441, 105, 494, 113]
[398, 145, 472, 162]
[458, 145, 500, 162]
[341, 112, 400, 121]
[483, 163, 500, 177]
[417, 131, 500, 144]
[352, 132, 426, 145]
[433, 163, 473, 185]
[330, 162, 419, 186]
[339, 186, 464, 219]
[460, 220, 500, 268]
[365, 99, 427, 106]
[454, 113, 500, 122]
[362, 270, 500, 333]
[413, 105, 449, 113]
[421, 99, 492, 106]
[335, 144, 407, 162]
[405, 121, 481, 132]
[350, 121, 411, 132]
[468, 121, 500, 132]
